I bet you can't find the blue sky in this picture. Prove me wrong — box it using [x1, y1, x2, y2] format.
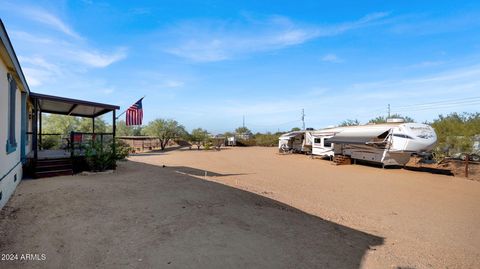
[1, 0, 480, 133]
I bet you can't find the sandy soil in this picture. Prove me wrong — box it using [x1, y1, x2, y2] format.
[131, 147, 480, 268]
[1, 147, 479, 268]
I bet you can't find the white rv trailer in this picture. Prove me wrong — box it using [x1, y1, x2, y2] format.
[311, 120, 437, 166]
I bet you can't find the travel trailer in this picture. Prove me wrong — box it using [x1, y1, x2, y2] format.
[279, 120, 437, 166]
[312, 120, 437, 166]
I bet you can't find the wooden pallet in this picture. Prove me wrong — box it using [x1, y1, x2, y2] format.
[333, 155, 352, 165]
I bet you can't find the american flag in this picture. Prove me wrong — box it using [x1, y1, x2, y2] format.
[126, 98, 143, 126]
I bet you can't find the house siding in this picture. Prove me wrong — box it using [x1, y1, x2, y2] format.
[0, 57, 23, 209]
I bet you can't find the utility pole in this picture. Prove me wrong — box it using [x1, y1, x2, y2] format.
[388, 104, 391, 118]
[242, 115, 245, 128]
[301, 109, 305, 130]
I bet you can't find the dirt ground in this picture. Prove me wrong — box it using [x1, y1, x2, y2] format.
[1, 147, 479, 268]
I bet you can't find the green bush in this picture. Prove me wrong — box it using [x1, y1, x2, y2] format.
[114, 139, 131, 160]
[41, 135, 60, 150]
[236, 138, 256, 146]
[254, 133, 280, 147]
[204, 142, 213, 150]
[84, 139, 131, 171]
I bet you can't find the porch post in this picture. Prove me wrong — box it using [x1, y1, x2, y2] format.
[112, 109, 116, 169]
[38, 109, 42, 150]
[32, 99, 38, 160]
[92, 117, 95, 134]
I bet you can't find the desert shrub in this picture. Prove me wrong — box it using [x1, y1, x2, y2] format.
[115, 139, 131, 160]
[41, 135, 60, 150]
[430, 112, 480, 159]
[204, 141, 213, 150]
[236, 138, 256, 146]
[254, 133, 280, 147]
[84, 139, 131, 171]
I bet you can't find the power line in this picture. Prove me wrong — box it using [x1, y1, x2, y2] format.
[393, 96, 480, 109]
[393, 100, 480, 112]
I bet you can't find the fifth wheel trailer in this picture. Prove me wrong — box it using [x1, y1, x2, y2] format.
[280, 120, 438, 166]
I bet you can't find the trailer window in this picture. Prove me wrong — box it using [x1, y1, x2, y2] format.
[393, 134, 413, 139]
[314, 138, 321, 144]
[323, 138, 332, 148]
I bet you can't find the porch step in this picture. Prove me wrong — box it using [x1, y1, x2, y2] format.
[36, 158, 72, 166]
[35, 163, 73, 172]
[34, 158, 73, 178]
[34, 169, 74, 178]
[333, 155, 352, 165]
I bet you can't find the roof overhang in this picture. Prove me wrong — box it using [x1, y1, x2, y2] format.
[0, 19, 30, 93]
[30, 92, 120, 118]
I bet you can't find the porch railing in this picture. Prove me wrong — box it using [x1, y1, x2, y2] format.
[69, 132, 114, 157]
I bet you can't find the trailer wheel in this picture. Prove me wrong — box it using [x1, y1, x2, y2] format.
[471, 154, 480, 162]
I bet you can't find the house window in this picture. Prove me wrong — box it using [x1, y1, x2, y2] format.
[6, 73, 17, 154]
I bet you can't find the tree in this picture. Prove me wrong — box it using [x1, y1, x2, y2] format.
[235, 126, 252, 135]
[78, 117, 108, 133]
[339, 119, 360, 127]
[116, 120, 143, 136]
[223, 131, 235, 137]
[42, 114, 113, 134]
[42, 114, 79, 134]
[430, 112, 480, 156]
[143, 119, 187, 150]
[368, 114, 415, 124]
[190, 128, 210, 149]
[290, 127, 301, 131]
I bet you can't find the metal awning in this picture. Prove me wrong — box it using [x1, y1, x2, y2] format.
[279, 131, 304, 139]
[327, 127, 391, 144]
[279, 134, 298, 139]
[30, 92, 120, 118]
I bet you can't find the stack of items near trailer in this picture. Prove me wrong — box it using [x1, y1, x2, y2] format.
[279, 119, 438, 167]
[278, 131, 313, 153]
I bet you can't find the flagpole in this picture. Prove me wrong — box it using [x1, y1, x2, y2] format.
[115, 95, 145, 120]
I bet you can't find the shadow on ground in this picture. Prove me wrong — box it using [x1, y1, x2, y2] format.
[131, 146, 233, 156]
[169, 166, 249, 177]
[0, 160, 383, 269]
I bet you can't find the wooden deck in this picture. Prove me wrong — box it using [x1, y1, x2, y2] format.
[28, 149, 85, 160]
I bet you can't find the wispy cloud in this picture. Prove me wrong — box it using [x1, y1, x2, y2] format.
[321, 53, 344, 63]
[407, 60, 445, 68]
[164, 12, 390, 62]
[18, 56, 63, 87]
[71, 48, 128, 68]
[0, 2, 82, 39]
[389, 11, 480, 36]
[2, 3, 128, 91]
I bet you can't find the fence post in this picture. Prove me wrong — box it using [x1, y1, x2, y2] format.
[465, 154, 469, 178]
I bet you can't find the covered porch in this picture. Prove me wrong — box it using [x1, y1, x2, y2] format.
[28, 92, 119, 177]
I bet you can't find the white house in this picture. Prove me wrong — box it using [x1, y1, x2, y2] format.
[0, 20, 120, 210]
[0, 20, 32, 209]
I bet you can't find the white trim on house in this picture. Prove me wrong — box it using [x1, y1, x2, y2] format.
[0, 19, 32, 209]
